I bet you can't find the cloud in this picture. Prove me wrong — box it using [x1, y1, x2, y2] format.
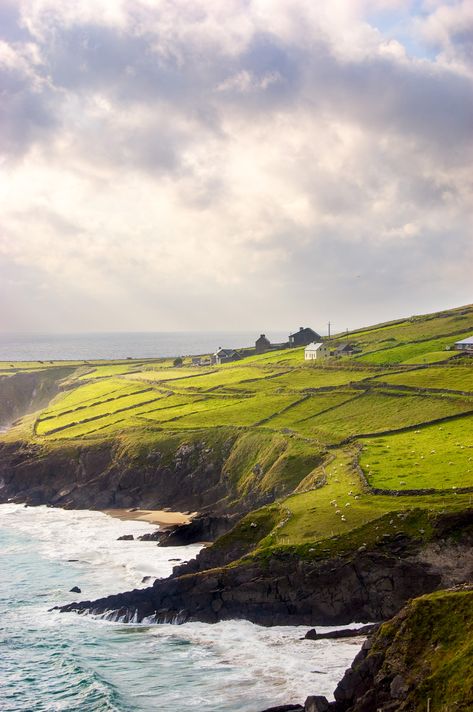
[0, 0, 472, 332]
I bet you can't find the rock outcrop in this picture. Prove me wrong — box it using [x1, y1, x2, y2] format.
[328, 586, 473, 712]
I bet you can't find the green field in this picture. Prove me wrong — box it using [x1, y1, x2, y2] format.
[374, 365, 473, 392]
[360, 415, 473, 491]
[355, 335, 458, 365]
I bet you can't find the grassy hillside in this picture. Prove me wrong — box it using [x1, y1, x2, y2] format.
[358, 588, 473, 712]
[1, 303, 473, 558]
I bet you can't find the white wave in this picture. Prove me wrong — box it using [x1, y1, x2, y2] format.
[0, 503, 201, 597]
[147, 619, 365, 705]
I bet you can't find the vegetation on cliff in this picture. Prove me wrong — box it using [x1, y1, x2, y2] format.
[331, 587, 473, 711]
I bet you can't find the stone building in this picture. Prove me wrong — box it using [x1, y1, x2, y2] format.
[289, 327, 321, 347]
[255, 334, 272, 353]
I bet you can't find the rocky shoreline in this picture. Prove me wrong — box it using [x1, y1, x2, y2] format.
[59, 509, 473, 627]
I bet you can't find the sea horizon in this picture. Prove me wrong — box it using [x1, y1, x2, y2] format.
[0, 330, 290, 362]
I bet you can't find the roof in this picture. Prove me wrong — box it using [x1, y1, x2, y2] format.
[455, 336, 473, 345]
[290, 327, 318, 338]
[335, 343, 354, 353]
[214, 348, 240, 357]
[305, 342, 325, 351]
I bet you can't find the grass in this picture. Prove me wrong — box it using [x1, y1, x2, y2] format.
[165, 394, 300, 429]
[355, 335, 459, 365]
[344, 304, 473, 352]
[42, 379, 148, 415]
[229, 366, 375, 393]
[36, 389, 164, 435]
[360, 415, 473, 491]
[163, 365, 286, 392]
[306, 390, 473, 441]
[261, 391, 358, 430]
[219, 443, 472, 559]
[375, 365, 473, 393]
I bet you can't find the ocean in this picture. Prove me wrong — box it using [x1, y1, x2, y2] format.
[0, 332, 289, 362]
[0, 504, 364, 712]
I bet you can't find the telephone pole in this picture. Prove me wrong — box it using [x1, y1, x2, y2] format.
[327, 321, 331, 340]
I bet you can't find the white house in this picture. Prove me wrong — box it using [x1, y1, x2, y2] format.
[304, 342, 331, 360]
[454, 336, 473, 354]
[212, 348, 242, 365]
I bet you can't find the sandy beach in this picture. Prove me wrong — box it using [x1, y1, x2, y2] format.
[103, 508, 196, 527]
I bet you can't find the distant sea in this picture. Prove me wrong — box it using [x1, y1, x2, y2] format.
[0, 331, 288, 362]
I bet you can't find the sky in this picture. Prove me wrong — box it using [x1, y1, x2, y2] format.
[0, 0, 472, 334]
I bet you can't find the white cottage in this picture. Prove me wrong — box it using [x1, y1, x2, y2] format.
[304, 342, 331, 360]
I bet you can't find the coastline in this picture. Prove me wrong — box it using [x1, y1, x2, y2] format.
[102, 507, 196, 528]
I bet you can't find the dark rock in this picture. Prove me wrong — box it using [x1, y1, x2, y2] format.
[138, 530, 163, 542]
[304, 696, 330, 712]
[117, 534, 134, 541]
[69, 586, 81, 593]
[156, 513, 241, 547]
[304, 624, 379, 640]
[390, 674, 408, 699]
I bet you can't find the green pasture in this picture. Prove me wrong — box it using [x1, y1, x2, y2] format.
[164, 365, 287, 392]
[43, 378, 147, 415]
[355, 335, 459, 365]
[166, 394, 299, 429]
[375, 365, 473, 393]
[262, 391, 358, 430]
[225, 445, 472, 553]
[306, 391, 473, 441]
[230, 366, 374, 393]
[36, 389, 164, 435]
[344, 305, 473, 352]
[360, 415, 473, 491]
[127, 367, 215, 384]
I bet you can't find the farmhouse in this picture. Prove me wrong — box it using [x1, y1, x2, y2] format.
[454, 336, 473, 354]
[305, 342, 331, 360]
[212, 348, 242, 365]
[289, 327, 321, 347]
[255, 334, 272, 354]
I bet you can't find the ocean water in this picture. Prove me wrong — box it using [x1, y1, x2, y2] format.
[0, 332, 289, 362]
[0, 504, 365, 712]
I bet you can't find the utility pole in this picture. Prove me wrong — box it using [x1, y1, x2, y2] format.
[327, 321, 331, 340]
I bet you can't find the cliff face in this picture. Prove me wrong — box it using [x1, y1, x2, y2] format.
[0, 368, 73, 429]
[330, 587, 473, 712]
[0, 436, 244, 512]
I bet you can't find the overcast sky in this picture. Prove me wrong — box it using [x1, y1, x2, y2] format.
[0, 0, 472, 334]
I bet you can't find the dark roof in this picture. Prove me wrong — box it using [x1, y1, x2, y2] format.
[215, 348, 241, 357]
[289, 327, 320, 338]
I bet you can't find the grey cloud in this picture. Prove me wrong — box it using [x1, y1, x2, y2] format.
[2, 4, 471, 175]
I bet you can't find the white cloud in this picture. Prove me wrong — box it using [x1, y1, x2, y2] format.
[0, 0, 472, 332]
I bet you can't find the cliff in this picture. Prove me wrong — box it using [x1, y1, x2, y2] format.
[329, 587, 473, 712]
